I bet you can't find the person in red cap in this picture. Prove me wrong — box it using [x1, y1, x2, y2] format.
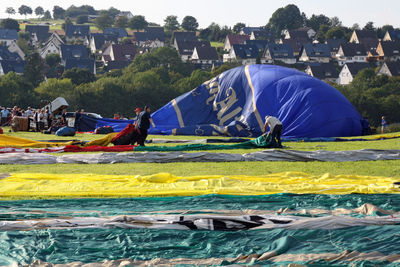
[134, 107, 142, 120]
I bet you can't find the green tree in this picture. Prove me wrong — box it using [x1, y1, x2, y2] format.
[1, 18, 20, 32]
[35, 78, 76, 102]
[325, 26, 347, 40]
[174, 69, 212, 94]
[363, 21, 375, 31]
[232, 22, 246, 34]
[114, 16, 128, 28]
[5, 7, 16, 17]
[330, 16, 342, 27]
[129, 15, 148, 31]
[45, 53, 62, 78]
[99, 7, 120, 19]
[53, 5, 65, 19]
[164, 15, 180, 32]
[95, 14, 113, 30]
[307, 14, 330, 31]
[377, 25, 394, 39]
[76, 15, 88, 24]
[0, 72, 36, 108]
[43, 10, 52, 20]
[17, 32, 32, 55]
[181, 16, 199, 31]
[34, 6, 44, 18]
[45, 54, 61, 67]
[266, 4, 304, 38]
[23, 52, 46, 87]
[62, 68, 96, 85]
[18, 5, 33, 19]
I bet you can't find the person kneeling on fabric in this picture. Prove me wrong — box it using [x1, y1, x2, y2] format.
[136, 106, 155, 146]
[263, 115, 283, 148]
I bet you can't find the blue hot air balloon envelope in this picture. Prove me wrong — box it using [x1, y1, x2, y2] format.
[149, 64, 363, 138]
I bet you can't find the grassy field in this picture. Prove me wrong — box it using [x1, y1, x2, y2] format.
[1, 128, 399, 177]
[211, 41, 224, 48]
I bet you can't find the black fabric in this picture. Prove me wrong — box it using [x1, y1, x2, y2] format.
[111, 130, 139, 146]
[95, 126, 114, 134]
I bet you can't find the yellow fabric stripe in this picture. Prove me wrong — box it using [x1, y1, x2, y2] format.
[172, 99, 185, 128]
[0, 172, 398, 200]
[84, 132, 118, 147]
[0, 134, 71, 148]
[244, 65, 265, 131]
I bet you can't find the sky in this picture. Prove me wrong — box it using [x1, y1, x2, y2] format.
[1, 0, 399, 28]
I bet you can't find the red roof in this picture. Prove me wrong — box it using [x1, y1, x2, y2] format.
[227, 34, 250, 45]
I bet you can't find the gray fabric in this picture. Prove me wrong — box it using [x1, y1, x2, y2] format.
[0, 149, 399, 165]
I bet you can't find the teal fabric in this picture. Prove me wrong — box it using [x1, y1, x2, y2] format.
[1, 194, 400, 220]
[1, 226, 400, 265]
[2, 194, 400, 266]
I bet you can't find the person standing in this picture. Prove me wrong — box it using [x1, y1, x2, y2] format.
[136, 106, 155, 146]
[263, 115, 283, 148]
[381, 116, 390, 134]
[1, 107, 10, 126]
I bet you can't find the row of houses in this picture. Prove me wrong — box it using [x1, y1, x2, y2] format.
[0, 24, 399, 85]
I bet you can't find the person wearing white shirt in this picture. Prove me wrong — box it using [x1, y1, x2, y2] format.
[263, 115, 283, 148]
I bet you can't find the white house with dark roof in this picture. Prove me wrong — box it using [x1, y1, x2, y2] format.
[338, 62, 372, 85]
[378, 61, 400, 77]
[299, 43, 331, 63]
[263, 43, 296, 64]
[191, 46, 219, 68]
[224, 34, 250, 51]
[336, 43, 367, 66]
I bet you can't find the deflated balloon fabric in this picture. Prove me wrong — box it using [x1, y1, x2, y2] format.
[1, 172, 399, 199]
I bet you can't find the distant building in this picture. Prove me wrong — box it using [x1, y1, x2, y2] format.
[40, 33, 65, 59]
[325, 39, 345, 57]
[116, 11, 134, 20]
[173, 32, 198, 49]
[245, 40, 268, 53]
[240, 27, 264, 36]
[224, 44, 259, 65]
[336, 43, 367, 66]
[338, 62, 371, 85]
[65, 58, 96, 74]
[134, 27, 165, 48]
[349, 30, 379, 51]
[65, 25, 90, 42]
[263, 43, 296, 64]
[102, 43, 137, 63]
[383, 30, 400, 42]
[0, 60, 26, 76]
[0, 29, 18, 45]
[103, 28, 128, 40]
[378, 61, 400, 77]
[299, 43, 331, 63]
[224, 34, 250, 51]
[7, 41, 25, 60]
[191, 46, 219, 68]
[375, 41, 400, 62]
[25, 25, 50, 46]
[176, 40, 210, 61]
[305, 63, 339, 83]
[60, 45, 89, 64]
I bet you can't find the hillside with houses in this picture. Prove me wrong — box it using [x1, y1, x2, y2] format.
[0, 4, 399, 126]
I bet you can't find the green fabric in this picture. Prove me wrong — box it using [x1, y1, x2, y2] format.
[134, 134, 274, 152]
